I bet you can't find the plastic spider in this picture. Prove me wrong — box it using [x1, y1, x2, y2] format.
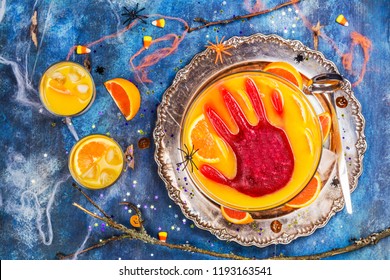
[122, 3, 148, 25]
[294, 53, 305, 63]
[330, 176, 340, 188]
[206, 36, 233, 64]
[294, 53, 307, 64]
[95, 66, 105, 75]
[177, 144, 199, 172]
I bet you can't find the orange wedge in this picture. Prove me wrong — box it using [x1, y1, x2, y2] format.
[286, 173, 322, 208]
[104, 78, 141, 121]
[263, 61, 303, 90]
[221, 206, 254, 224]
[318, 112, 331, 141]
[189, 115, 224, 163]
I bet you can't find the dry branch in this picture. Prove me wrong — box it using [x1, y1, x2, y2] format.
[187, 0, 301, 33]
[30, 10, 38, 47]
[57, 184, 390, 260]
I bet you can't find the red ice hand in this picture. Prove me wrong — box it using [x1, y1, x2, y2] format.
[200, 78, 294, 197]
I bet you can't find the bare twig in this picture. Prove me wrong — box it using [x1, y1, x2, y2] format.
[311, 21, 323, 51]
[119, 201, 147, 234]
[119, 202, 143, 221]
[269, 228, 390, 260]
[72, 203, 104, 221]
[187, 0, 301, 33]
[56, 235, 130, 260]
[58, 232, 251, 260]
[60, 185, 390, 260]
[73, 202, 136, 234]
[72, 183, 111, 220]
[83, 54, 92, 72]
[193, 17, 209, 25]
[30, 10, 38, 47]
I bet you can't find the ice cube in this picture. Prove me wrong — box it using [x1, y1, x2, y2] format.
[77, 84, 89, 94]
[51, 71, 66, 84]
[106, 148, 115, 163]
[68, 66, 86, 83]
[68, 73, 81, 83]
[105, 147, 122, 165]
[74, 67, 86, 79]
[81, 165, 99, 179]
[99, 169, 116, 185]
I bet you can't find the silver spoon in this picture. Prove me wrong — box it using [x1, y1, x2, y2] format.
[306, 73, 352, 214]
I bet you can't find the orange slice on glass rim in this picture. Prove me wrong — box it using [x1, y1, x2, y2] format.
[188, 115, 227, 163]
[318, 112, 331, 141]
[286, 173, 322, 208]
[220, 206, 254, 225]
[263, 61, 303, 90]
[104, 78, 141, 121]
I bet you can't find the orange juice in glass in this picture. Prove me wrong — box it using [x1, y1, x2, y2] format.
[68, 134, 125, 190]
[39, 61, 95, 116]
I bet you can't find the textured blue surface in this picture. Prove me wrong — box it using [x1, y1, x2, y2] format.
[0, 0, 389, 260]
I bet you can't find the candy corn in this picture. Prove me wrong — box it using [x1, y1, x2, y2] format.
[152, 18, 165, 28]
[143, 36, 152, 49]
[158, 231, 167, 242]
[76, 45, 91, 54]
[335, 14, 349, 26]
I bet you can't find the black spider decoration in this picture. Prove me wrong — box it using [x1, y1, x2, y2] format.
[294, 53, 305, 63]
[177, 144, 199, 173]
[95, 66, 105, 75]
[121, 4, 148, 25]
[330, 176, 340, 188]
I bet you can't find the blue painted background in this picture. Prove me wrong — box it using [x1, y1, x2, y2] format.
[0, 0, 389, 260]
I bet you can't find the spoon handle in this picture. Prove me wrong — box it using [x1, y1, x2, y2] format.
[306, 73, 344, 93]
[327, 94, 353, 214]
[64, 117, 79, 141]
[307, 73, 352, 214]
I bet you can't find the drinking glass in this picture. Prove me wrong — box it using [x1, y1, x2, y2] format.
[39, 61, 96, 140]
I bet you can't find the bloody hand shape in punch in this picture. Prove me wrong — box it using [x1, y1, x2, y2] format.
[200, 78, 294, 197]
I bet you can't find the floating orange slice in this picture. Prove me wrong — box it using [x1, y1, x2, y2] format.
[71, 135, 124, 189]
[220, 206, 254, 224]
[104, 78, 141, 121]
[286, 173, 322, 208]
[189, 115, 225, 163]
[48, 79, 71, 95]
[318, 112, 331, 141]
[263, 61, 303, 90]
[74, 140, 109, 175]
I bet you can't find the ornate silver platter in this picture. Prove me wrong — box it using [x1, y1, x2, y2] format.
[154, 33, 366, 247]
